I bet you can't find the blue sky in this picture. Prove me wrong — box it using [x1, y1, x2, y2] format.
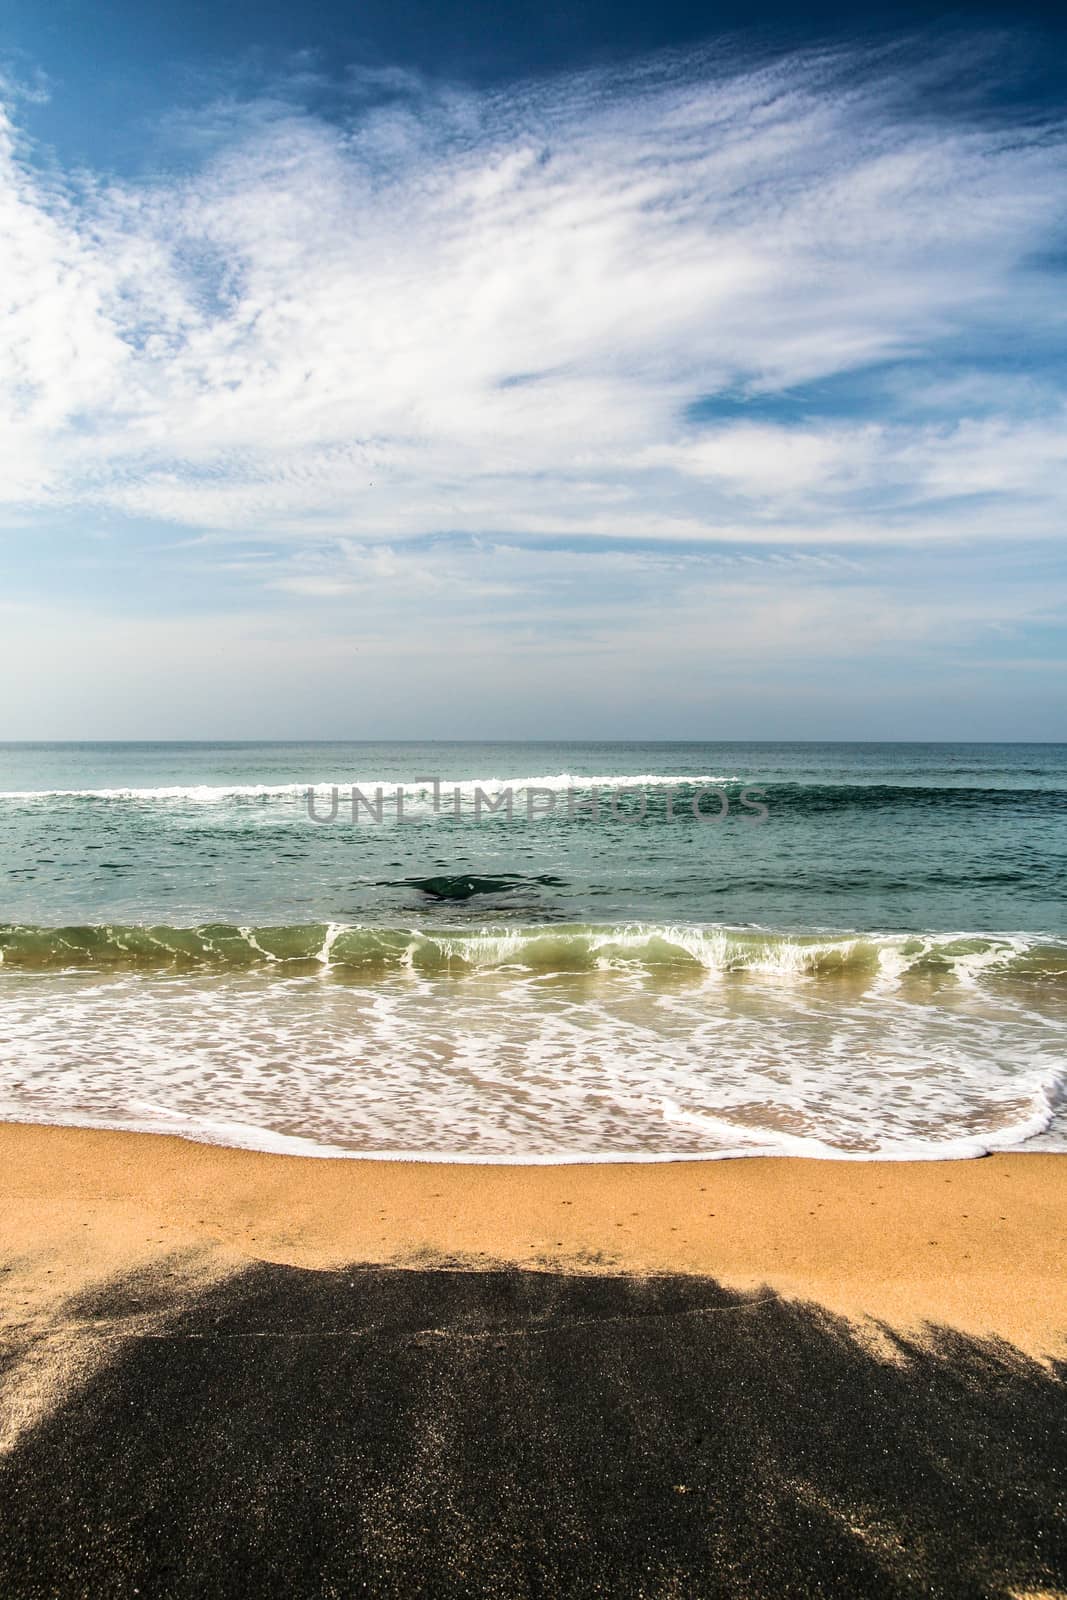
[1, 0, 1066, 738]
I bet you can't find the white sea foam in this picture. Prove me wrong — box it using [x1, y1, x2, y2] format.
[0, 773, 737, 803]
[0, 952, 1063, 1162]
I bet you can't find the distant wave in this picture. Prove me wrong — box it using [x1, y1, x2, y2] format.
[762, 783, 1067, 815]
[0, 773, 736, 803]
[1, 781, 1062, 820]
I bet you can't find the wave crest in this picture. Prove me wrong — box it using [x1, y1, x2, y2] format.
[1, 921, 1063, 983]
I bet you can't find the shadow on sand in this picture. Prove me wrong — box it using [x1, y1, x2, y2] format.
[0, 1263, 1064, 1597]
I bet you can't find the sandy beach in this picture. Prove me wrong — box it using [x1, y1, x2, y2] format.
[1, 1122, 1065, 1596]
[1, 1122, 1064, 1355]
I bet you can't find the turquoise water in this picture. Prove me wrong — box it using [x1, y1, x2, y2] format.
[1, 741, 1065, 1160]
[2, 739, 1066, 930]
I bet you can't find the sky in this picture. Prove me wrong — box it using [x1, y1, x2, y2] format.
[1, 0, 1066, 739]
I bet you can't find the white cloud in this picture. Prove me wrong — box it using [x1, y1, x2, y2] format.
[3, 536, 1064, 740]
[0, 46, 1065, 551]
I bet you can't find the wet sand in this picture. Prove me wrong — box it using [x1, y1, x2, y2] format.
[1, 1123, 1065, 1596]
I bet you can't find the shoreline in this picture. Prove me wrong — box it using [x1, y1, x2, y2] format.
[10, 1112, 1067, 1163]
[2, 1119, 1064, 1357]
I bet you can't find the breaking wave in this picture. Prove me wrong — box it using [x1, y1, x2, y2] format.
[2, 921, 1065, 982]
[0, 773, 735, 803]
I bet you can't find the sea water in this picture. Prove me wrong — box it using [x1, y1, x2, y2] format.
[0, 740, 1064, 1160]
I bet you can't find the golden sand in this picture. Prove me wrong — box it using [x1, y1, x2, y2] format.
[1, 1122, 1064, 1358]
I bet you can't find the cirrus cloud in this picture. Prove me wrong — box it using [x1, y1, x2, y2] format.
[1, 43, 1065, 548]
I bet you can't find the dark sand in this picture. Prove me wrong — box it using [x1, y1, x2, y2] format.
[2, 1262, 1066, 1598]
[1, 1125, 1065, 1597]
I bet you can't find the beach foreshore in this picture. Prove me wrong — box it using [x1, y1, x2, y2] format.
[1, 1122, 1064, 1355]
[2, 1123, 1065, 1597]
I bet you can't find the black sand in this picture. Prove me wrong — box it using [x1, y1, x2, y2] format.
[1, 1262, 1065, 1598]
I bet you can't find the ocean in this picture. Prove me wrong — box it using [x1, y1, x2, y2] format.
[1, 740, 1064, 1162]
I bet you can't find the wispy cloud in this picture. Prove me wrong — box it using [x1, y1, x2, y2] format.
[2, 40, 1066, 736]
[1, 44, 1065, 547]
